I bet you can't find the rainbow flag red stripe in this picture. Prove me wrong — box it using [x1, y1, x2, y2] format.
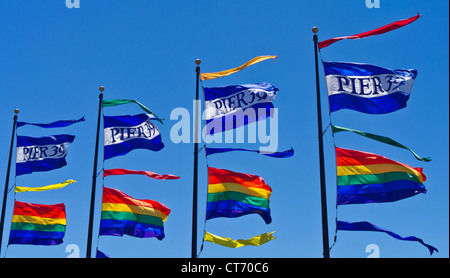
[9, 201, 66, 246]
[336, 147, 427, 205]
[99, 187, 170, 240]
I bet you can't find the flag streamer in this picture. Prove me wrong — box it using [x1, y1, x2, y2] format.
[200, 55, 276, 81]
[332, 125, 430, 162]
[102, 99, 163, 124]
[15, 179, 76, 193]
[17, 117, 85, 128]
[337, 220, 438, 255]
[205, 147, 293, 158]
[319, 13, 421, 49]
[104, 168, 180, 180]
[204, 231, 276, 248]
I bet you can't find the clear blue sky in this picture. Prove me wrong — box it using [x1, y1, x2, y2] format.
[0, 0, 448, 258]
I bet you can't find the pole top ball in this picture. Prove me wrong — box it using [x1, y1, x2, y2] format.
[312, 26, 319, 33]
[14, 108, 19, 114]
[99, 86, 105, 92]
[195, 59, 201, 65]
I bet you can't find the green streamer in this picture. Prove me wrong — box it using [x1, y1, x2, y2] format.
[332, 124, 431, 162]
[102, 99, 163, 124]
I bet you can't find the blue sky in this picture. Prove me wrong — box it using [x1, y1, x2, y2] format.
[0, 0, 448, 258]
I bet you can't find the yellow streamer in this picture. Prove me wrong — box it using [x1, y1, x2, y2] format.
[204, 231, 276, 248]
[15, 179, 76, 193]
[200, 55, 277, 81]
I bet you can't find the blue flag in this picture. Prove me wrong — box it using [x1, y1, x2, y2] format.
[16, 135, 75, 176]
[17, 117, 85, 128]
[323, 61, 417, 114]
[103, 114, 164, 160]
[203, 82, 278, 134]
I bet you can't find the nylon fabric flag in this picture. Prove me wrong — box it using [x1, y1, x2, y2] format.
[104, 168, 180, 180]
[337, 220, 438, 255]
[318, 13, 421, 49]
[205, 147, 294, 158]
[204, 82, 278, 134]
[16, 134, 75, 176]
[102, 99, 163, 124]
[332, 125, 431, 162]
[9, 201, 66, 246]
[15, 179, 76, 193]
[99, 187, 170, 240]
[96, 250, 110, 258]
[323, 61, 417, 114]
[200, 55, 276, 81]
[204, 231, 276, 248]
[206, 167, 272, 224]
[336, 147, 427, 205]
[17, 117, 85, 128]
[103, 114, 164, 160]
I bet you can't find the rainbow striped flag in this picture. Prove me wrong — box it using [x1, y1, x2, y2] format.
[336, 147, 427, 205]
[99, 187, 170, 240]
[206, 167, 272, 224]
[9, 201, 66, 246]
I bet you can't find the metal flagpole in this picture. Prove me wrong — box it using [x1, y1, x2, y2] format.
[191, 59, 201, 258]
[0, 109, 19, 256]
[86, 86, 104, 258]
[312, 27, 330, 258]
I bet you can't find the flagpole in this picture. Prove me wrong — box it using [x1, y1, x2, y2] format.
[313, 27, 330, 258]
[191, 59, 201, 258]
[0, 109, 19, 256]
[86, 86, 104, 258]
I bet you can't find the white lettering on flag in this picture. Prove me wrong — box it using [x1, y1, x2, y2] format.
[104, 119, 160, 146]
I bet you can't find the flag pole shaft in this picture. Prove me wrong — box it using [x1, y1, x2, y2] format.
[192, 60, 201, 258]
[0, 110, 18, 255]
[86, 88, 104, 258]
[313, 28, 330, 258]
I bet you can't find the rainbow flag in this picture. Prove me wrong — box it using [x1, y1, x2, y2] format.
[336, 147, 427, 205]
[99, 187, 170, 240]
[9, 201, 66, 246]
[206, 167, 272, 224]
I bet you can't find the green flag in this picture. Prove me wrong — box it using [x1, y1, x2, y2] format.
[102, 99, 163, 124]
[332, 124, 431, 162]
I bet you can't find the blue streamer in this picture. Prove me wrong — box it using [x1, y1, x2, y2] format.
[17, 117, 85, 128]
[205, 147, 294, 158]
[337, 220, 438, 255]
